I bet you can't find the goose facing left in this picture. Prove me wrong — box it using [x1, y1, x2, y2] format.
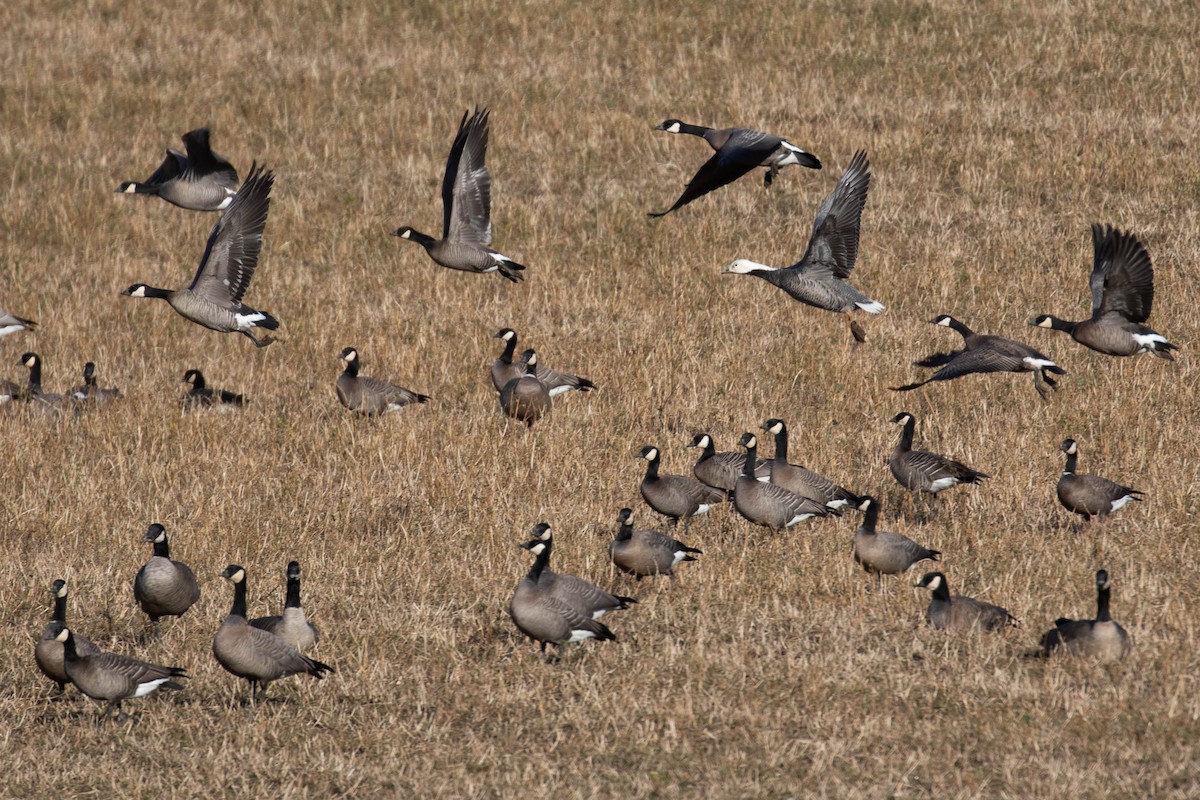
[610, 508, 702, 581]
[116, 127, 239, 212]
[491, 329, 596, 396]
[0, 309, 36, 337]
[638, 445, 726, 527]
[35, 580, 101, 693]
[121, 164, 279, 347]
[72, 362, 121, 403]
[392, 108, 525, 282]
[133, 523, 201, 637]
[336, 347, 430, 415]
[17, 352, 67, 411]
[56, 627, 187, 722]
[1056, 438, 1143, 521]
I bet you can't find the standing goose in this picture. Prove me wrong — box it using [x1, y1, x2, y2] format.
[498, 351, 552, 426]
[213, 565, 334, 702]
[509, 532, 616, 661]
[392, 108, 524, 282]
[687, 432, 769, 494]
[182, 368, 245, 409]
[520, 524, 636, 618]
[914, 572, 1019, 632]
[250, 561, 319, 654]
[761, 419, 861, 509]
[1056, 438, 1143, 522]
[56, 627, 187, 722]
[1030, 224, 1176, 359]
[72, 362, 121, 403]
[116, 127, 239, 212]
[1040, 570, 1131, 660]
[0, 309, 36, 337]
[649, 119, 821, 217]
[17, 352, 66, 411]
[133, 524, 201, 637]
[638, 445, 726, 527]
[491, 330, 596, 396]
[336, 347, 430, 415]
[35, 580, 101, 693]
[892, 315, 1065, 399]
[853, 497, 940, 585]
[121, 164, 279, 347]
[733, 433, 836, 531]
[724, 150, 884, 341]
[889, 412, 989, 497]
[610, 508, 702, 581]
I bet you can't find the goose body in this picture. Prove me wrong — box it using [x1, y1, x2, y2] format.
[732, 433, 836, 530]
[58, 628, 187, 721]
[520, 524, 636, 618]
[498, 350, 552, 426]
[17, 352, 68, 412]
[888, 412, 989, 495]
[182, 369, 245, 409]
[853, 497, 939, 578]
[1040, 570, 1131, 661]
[35, 580, 100, 692]
[638, 445, 725, 527]
[490, 329, 595, 396]
[687, 432, 769, 493]
[250, 561, 319, 653]
[133, 524, 201, 634]
[336, 347, 430, 415]
[117, 127, 238, 211]
[915, 572, 1018, 632]
[0, 309, 36, 337]
[72, 362, 121, 403]
[761, 419, 861, 509]
[610, 508, 702, 580]
[1056, 438, 1142, 521]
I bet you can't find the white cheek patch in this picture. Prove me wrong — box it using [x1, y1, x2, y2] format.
[123, 184, 138, 194]
[936, 317, 952, 326]
[928, 575, 943, 590]
[131, 286, 147, 297]
[666, 122, 681, 133]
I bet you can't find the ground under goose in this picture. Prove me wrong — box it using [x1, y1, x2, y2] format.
[213, 565, 334, 702]
[35, 580, 101, 693]
[57, 627, 187, 722]
[499, 351, 552, 426]
[0, 309, 36, 337]
[1056, 438, 1143, 522]
[761, 418, 861, 509]
[71, 362, 121, 403]
[649, 119, 821, 217]
[133, 524, 201, 637]
[892, 315, 1065, 399]
[888, 412, 989, 497]
[491, 329, 596, 396]
[393, 108, 524, 282]
[117, 127, 238, 212]
[336, 347, 430, 415]
[1039, 569, 1131, 661]
[1030, 224, 1176, 359]
[250, 561, 319, 654]
[915, 572, 1019, 632]
[610, 508, 702, 581]
[638, 445, 726, 527]
[687, 432, 769, 494]
[182, 368, 245, 409]
[733, 433, 836, 531]
[724, 150, 883, 341]
[853, 497, 939, 584]
[121, 163, 279, 347]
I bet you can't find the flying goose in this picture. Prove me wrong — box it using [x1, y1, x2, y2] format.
[250, 561, 319, 654]
[914, 572, 1019, 632]
[17, 352, 67, 411]
[116, 127, 238, 212]
[1056, 439, 1143, 521]
[213, 565, 334, 702]
[649, 119, 821, 216]
[71, 362, 121, 403]
[1030, 224, 1176, 359]
[519, 524, 636, 619]
[889, 412, 989, 496]
[761, 419, 861, 509]
[853, 497, 940, 584]
[610, 508, 702, 581]
[393, 108, 524, 282]
[892, 315, 1065, 399]
[121, 164, 279, 347]
[733, 433, 836, 531]
[35, 580, 101, 693]
[498, 351, 552, 426]
[724, 150, 883, 340]
[510, 530, 616, 661]
[133, 524, 201, 637]
[1040, 569, 1131, 661]
[490, 329, 596, 396]
[0, 309, 36, 337]
[56, 627, 187, 722]
[687, 432, 770, 494]
[638, 445, 726, 527]
[336, 347, 430, 415]
[182, 369, 245, 409]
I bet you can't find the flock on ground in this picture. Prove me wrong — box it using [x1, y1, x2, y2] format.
[5, 106, 1176, 721]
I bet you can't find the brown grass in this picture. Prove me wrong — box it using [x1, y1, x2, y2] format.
[2, 0, 1199, 796]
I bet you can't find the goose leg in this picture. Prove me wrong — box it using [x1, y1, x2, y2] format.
[849, 317, 867, 344]
[241, 330, 277, 348]
[764, 167, 776, 188]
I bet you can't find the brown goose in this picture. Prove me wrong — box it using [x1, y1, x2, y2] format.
[892, 315, 1065, 399]
[393, 108, 524, 282]
[133, 524, 201, 637]
[336, 347, 430, 415]
[213, 565, 334, 702]
[732, 433, 836, 530]
[122, 164, 279, 347]
[853, 497, 939, 584]
[1040, 569, 1131, 661]
[638, 445, 725, 527]
[915, 572, 1019, 632]
[0, 309, 36, 337]
[35, 580, 101, 693]
[57, 627, 187, 722]
[520, 524, 636, 618]
[687, 433, 769, 494]
[1056, 439, 1143, 521]
[250, 561, 319, 654]
[117, 127, 238, 212]
[71, 362, 121, 403]
[490, 329, 595, 396]
[499, 351, 552, 426]
[1030, 224, 1176, 359]
[761, 418, 861, 509]
[182, 369, 245, 409]
[610, 508, 702, 581]
[650, 120, 821, 216]
[889, 412, 988, 496]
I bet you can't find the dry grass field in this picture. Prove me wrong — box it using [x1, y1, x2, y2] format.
[2, 0, 1199, 796]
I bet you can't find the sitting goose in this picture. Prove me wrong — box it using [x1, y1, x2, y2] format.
[393, 108, 524, 282]
[1056, 439, 1143, 522]
[852, 497, 939, 585]
[72, 362, 121, 403]
[17, 352, 67, 412]
[610, 508, 702, 581]
[1030, 224, 1176, 359]
[733, 433, 836, 531]
[915, 572, 1019, 632]
[122, 164, 279, 347]
[182, 369, 245, 409]
[35, 580, 101, 693]
[498, 351, 552, 426]
[761, 418, 861, 509]
[638, 445, 726, 527]
[116, 127, 239, 212]
[687, 432, 769, 495]
[336, 347, 430, 415]
[490, 329, 595, 396]
[57, 627, 187, 722]
[1040, 569, 1131, 661]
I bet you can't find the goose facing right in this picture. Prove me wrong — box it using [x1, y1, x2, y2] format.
[610, 508, 702, 581]
[1040, 569, 1131, 661]
[35, 580, 101, 693]
[336, 347, 430, 415]
[0, 309, 36, 337]
[57, 627, 187, 722]
[638, 445, 726, 527]
[1056, 438, 1143, 521]
[117, 127, 239, 211]
[914, 572, 1019, 632]
[133, 524, 201, 636]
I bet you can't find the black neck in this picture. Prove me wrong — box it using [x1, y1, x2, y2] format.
[152, 537, 171, 558]
[230, 578, 248, 619]
[1062, 451, 1077, 475]
[343, 359, 360, 377]
[26, 359, 41, 391]
[771, 426, 789, 463]
[1045, 316, 1076, 333]
[406, 229, 437, 248]
[947, 317, 973, 337]
[62, 631, 79, 662]
[675, 121, 708, 136]
[191, 372, 207, 390]
[696, 439, 716, 460]
[141, 286, 173, 300]
[741, 441, 758, 477]
[285, 576, 302, 609]
[860, 501, 880, 532]
[526, 545, 550, 581]
[929, 576, 951, 602]
[616, 519, 633, 543]
[52, 593, 67, 625]
[1095, 585, 1111, 621]
[644, 454, 660, 480]
[500, 336, 517, 363]
[897, 417, 916, 451]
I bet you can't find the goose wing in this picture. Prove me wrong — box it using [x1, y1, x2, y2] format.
[793, 150, 870, 279]
[1091, 223, 1154, 324]
[441, 108, 493, 246]
[187, 164, 273, 307]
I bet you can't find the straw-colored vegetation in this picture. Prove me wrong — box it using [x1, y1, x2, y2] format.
[2, 0, 1198, 796]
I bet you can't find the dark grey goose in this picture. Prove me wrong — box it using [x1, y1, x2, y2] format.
[638, 445, 725, 527]
[71, 362, 121, 403]
[498, 350, 552, 426]
[0, 309, 36, 337]
[610, 508, 702, 581]
[121, 164, 279, 347]
[393, 108, 524, 282]
[133, 524, 201, 636]
[336, 347, 430, 415]
[56, 627, 187, 722]
[1040, 569, 1131, 661]
[687, 432, 769, 494]
[1057, 438, 1142, 521]
[250, 561, 319, 654]
[35, 580, 101, 693]
[732, 433, 836, 531]
[519, 524, 635, 619]
[889, 412, 989, 495]
[17, 352, 67, 412]
[182, 369, 245, 409]
[117, 127, 238, 211]
[761, 418, 861, 509]
[853, 497, 939, 583]
[915, 572, 1019, 632]
[490, 329, 595, 396]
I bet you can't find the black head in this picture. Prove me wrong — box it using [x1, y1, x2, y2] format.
[143, 523, 167, 543]
[121, 284, 149, 297]
[520, 349, 537, 370]
[1060, 438, 1078, 455]
[638, 445, 660, 462]
[19, 352, 39, 368]
[914, 572, 946, 591]
[520, 523, 553, 552]
[391, 226, 415, 239]
[1095, 570, 1110, 590]
[655, 119, 685, 132]
[856, 496, 876, 513]
[686, 433, 712, 449]
[928, 314, 956, 327]
[51, 579, 68, 598]
[738, 432, 757, 449]
[762, 419, 786, 435]
[617, 508, 633, 525]
[82, 362, 96, 381]
[182, 369, 204, 386]
[286, 561, 301, 579]
[890, 412, 914, 425]
[338, 346, 359, 364]
[220, 564, 246, 583]
[1029, 314, 1055, 328]
[494, 328, 516, 342]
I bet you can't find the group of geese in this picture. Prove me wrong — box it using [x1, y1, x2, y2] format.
[8, 107, 1169, 710]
